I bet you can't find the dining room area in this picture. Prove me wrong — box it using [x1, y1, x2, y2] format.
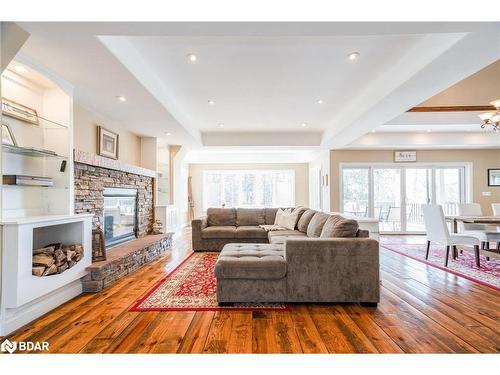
[379, 202, 500, 291]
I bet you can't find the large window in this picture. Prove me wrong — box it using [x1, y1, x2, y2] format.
[203, 170, 295, 210]
[341, 164, 469, 233]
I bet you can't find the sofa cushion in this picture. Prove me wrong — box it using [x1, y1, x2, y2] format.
[207, 208, 236, 226]
[320, 215, 359, 238]
[306, 212, 330, 237]
[268, 230, 306, 242]
[236, 226, 268, 239]
[236, 208, 265, 226]
[201, 226, 237, 239]
[293, 206, 308, 221]
[264, 208, 279, 225]
[269, 233, 307, 244]
[297, 209, 317, 232]
[215, 243, 286, 279]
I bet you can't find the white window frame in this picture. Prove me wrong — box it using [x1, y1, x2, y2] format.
[202, 169, 296, 212]
[339, 162, 472, 234]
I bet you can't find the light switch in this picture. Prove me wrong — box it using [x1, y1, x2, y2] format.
[482, 191, 492, 197]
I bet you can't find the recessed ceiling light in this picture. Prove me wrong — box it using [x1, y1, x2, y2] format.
[208, 100, 215, 105]
[116, 96, 127, 102]
[301, 123, 308, 127]
[218, 123, 224, 128]
[14, 65, 28, 74]
[317, 99, 324, 105]
[371, 129, 376, 133]
[347, 52, 360, 61]
[427, 129, 432, 133]
[166, 132, 172, 136]
[186, 53, 198, 63]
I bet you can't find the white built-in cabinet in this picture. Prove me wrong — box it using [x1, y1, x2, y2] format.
[0, 58, 92, 335]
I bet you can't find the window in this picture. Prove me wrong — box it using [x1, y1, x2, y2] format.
[203, 170, 295, 210]
[341, 164, 469, 233]
[342, 168, 369, 218]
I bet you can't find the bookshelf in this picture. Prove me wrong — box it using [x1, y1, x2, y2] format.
[1, 60, 73, 221]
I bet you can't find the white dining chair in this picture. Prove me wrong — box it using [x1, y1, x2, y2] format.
[458, 203, 500, 251]
[492, 203, 500, 217]
[492, 203, 500, 250]
[423, 205, 481, 267]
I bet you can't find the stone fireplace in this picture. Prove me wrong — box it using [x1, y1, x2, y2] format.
[73, 150, 172, 293]
[73, 150, 155, 251]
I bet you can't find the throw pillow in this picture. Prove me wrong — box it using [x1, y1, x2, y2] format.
[291, 207, 308, 226]
[277, 210, 299, 230]
[274, 208, 291, 225]
[320, 215, 359, 238]
[306, 212, 330, 237]
[297, 209, 317, 232]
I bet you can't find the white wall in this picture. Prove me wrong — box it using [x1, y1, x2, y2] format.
[189, 162, 309, 218]
[309, 150, 330, 212]
[73, 103, 142, 167]
[173, 147, 190, 227]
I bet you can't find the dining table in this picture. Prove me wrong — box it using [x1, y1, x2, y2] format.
[445, 215, 500, 234]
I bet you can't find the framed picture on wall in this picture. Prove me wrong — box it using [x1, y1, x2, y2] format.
[1, 97, 39, 125]
[394, 151, 417, 162]
[97, 126, 119, 159]
[488, 169, 500, 187]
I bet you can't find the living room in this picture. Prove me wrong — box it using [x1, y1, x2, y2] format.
[0, 2, 499, 372]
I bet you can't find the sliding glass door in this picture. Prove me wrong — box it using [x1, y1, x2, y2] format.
[341, 164, 468, 233]
[342, 168, 369, 218]
[435, 167, 464, 216]
[373, 168, 401, 232]
[405, 168, 431, 232]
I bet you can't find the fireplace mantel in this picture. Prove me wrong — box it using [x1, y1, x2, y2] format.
[74, 149, 156, 178]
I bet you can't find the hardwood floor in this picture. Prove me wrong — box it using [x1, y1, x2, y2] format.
[3, 229, 499, 353]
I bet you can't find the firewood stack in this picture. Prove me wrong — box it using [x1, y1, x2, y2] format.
[32, 243, 84, 277]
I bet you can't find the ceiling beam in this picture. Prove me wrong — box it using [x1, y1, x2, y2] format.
[324, 31, 500, 149]
[408, 105, 496, 112]
[346, 131, 500, 149]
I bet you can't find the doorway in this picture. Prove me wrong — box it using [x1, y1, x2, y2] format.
[341, 164, 469, 233]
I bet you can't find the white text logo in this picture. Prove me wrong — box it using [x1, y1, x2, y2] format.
[1, 339, 49, 353]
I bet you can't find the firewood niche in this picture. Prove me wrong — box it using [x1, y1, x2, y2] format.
[32, 243, 84, 276]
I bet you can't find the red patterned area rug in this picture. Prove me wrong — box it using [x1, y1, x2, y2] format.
[130, 252, 287, 311]
[380, 240, 500, 291]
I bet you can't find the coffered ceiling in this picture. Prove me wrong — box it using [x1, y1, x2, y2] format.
[14, 22, 500, 152]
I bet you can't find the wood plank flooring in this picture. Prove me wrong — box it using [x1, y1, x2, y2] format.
[3, 230, 499, 353]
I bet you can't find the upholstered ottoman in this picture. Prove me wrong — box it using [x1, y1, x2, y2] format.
[214, 243, 287, 304]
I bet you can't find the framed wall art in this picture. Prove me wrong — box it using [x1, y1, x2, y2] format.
[1, 97, 39, 125]
[394, 151, 417, 162]
[488, 169, 500, 187]
[97, 126, 119, 160]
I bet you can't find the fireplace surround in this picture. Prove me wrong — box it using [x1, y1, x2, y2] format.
[74, 151, 155, 254]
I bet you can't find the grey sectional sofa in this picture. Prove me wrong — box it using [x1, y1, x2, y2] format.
[192, 207, 380, 305]
[192, 207, 369, 251]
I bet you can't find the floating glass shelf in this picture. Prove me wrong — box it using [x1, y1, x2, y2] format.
[2, 185, 68, 189]
[2, 144, 68, 159]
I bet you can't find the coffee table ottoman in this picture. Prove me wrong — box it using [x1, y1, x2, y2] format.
[214, 243, 287, 304]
